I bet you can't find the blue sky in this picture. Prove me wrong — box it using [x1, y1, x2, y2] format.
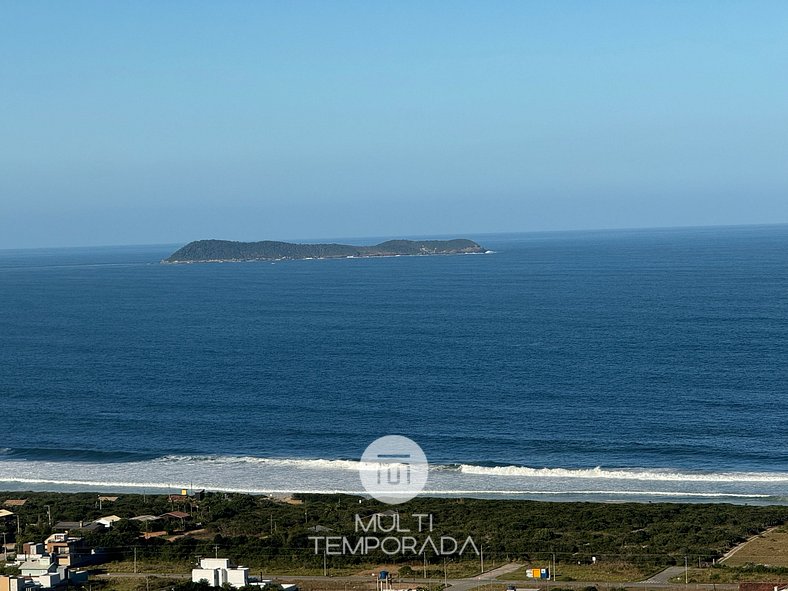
[2, 1, 787, 248]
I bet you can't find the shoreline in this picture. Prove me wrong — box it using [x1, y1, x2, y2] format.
[0, 482, 784, 506]
[3, 453, 788, 506]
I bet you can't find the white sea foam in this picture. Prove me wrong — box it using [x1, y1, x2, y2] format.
[0, 454, 785, 502]
[154, 455, 380, 471]
[455, 464, 788, 482]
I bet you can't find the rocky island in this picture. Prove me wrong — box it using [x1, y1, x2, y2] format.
[163, 238, 487, 263]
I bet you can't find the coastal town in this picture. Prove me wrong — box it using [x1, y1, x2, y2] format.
[0, 492, 300, 591]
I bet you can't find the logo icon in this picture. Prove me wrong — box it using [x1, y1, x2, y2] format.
[359, 435, 428, 504]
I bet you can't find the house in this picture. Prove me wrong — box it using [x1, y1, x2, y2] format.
[94, 515, 122, 528]
[159, 511, 190, 530]
[19, 556, 56, 578]
[2, 500, 26, 508]
[16, 543, 46, 562]
[130, 515, 159, 522]
[192, 558, 248, 588]
[2, 563, 89, 591]
[43, 533, 90, 567]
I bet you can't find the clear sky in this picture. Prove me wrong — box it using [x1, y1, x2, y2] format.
[2, 1, 787, 248]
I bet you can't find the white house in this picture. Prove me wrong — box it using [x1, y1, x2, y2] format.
[95, 515, 122, 528]
[192, 558, 248, 588]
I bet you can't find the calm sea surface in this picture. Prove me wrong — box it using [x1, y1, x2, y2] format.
[2, 226, 787, 503]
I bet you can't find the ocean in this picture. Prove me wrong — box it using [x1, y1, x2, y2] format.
[1, 225, 787, 504]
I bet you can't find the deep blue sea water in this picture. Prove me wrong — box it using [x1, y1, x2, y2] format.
[2, 225, 788, 503]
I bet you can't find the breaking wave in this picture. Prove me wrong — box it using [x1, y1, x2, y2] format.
[2, 453, 787, 503]
[453, 464, 788, 483]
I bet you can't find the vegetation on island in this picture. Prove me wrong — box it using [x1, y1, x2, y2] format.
[164, 239, 486, 263]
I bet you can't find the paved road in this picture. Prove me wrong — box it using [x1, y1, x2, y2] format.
[444, 562, 523, 591]
[638, 566, 686, 585]
[97, 563, 740, 591]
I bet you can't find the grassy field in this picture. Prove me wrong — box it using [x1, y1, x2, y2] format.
[672, 566, 788, 584]
[723, 526, 788, 567]
[100, 560, 193, 575]
[99, 559, 483, 579]
[498, 562, 655, 583]
[92, 576, 185, 591]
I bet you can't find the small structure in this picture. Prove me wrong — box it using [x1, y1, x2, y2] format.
[130, 515, 160, 523]
[161, 511, 190, 519]
[306, 525, 332, 533]
[52, 521, 102, 534]
[525, 568, 549, 579]
[19, 556, 56, 578]
[2, 564, 88, 591]
[95, 515, 122, 528]
[192, 558, 248, 588]
[377, 571, 392, 591]
[2, 500, 26, 508]
[16, 543, 46, 562]
[159, 511, 190, 530]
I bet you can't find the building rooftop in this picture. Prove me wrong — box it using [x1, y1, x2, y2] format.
[130, 514, 160, 522]
[161, 511, 190, 519]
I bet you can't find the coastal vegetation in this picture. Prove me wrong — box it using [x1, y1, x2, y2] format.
[163, 239, 485, 263]
[3, 491, 788, 580]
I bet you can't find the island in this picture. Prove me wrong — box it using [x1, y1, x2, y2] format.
[163, 238, 487, 263]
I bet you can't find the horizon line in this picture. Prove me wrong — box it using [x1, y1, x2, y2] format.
[2, 220, 787, 253]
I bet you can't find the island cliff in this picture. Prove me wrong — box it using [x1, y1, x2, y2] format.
[163, 238, 486, 263]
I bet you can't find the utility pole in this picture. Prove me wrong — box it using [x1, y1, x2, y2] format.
[551, 552, 556, 582]
[480, 546, 484, 574]
[214, 545, 219, 559]
[134, 547, 138, 574]
[443, 558, 447, 587]
[423, 553, 427, 579]
[684, 556, 688, 584]
[2, 532, 7, 561]
[323, 551, 327, 577]
[44, 505, 52, 527]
